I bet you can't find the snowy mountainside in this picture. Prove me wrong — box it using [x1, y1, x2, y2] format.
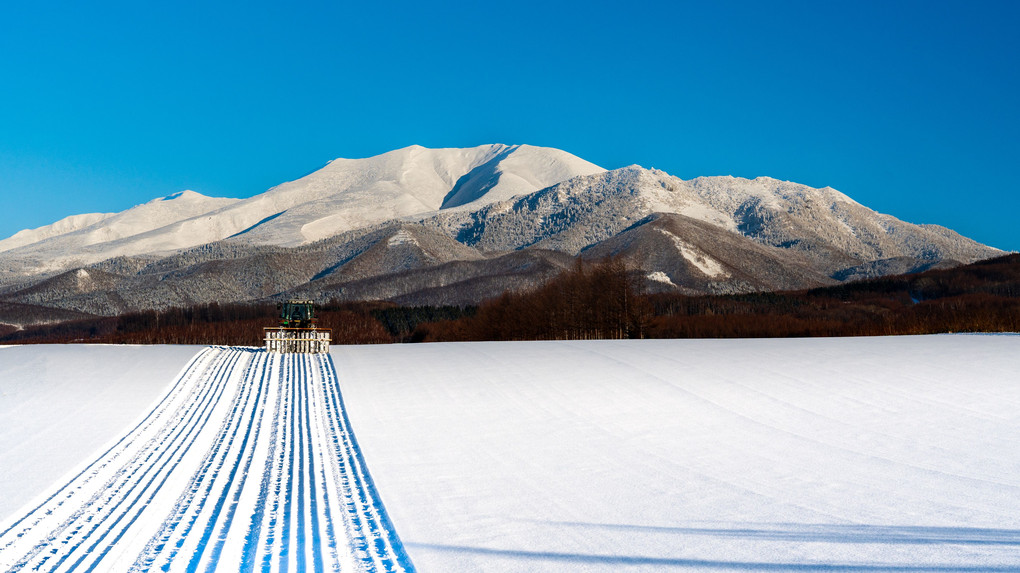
[0, 190, 241, 279]
[0, 144, 601, 281]
[423, 166, 1000, 278]
[309, 224, 487, 284]
[5, 190, 237, 253]
[0, 212, 115, 253]
[0, 222, 570, 315]
[287, 247, 576, 307]
[436, 144, 602, 209]
[218, 144, 603, 247]
[0, 144, 1005, 314]
[581, 213, 833, 294]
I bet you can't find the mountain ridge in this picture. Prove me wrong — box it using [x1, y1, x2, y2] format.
[0, 144, 1004, 317]
[0, 144, 602, 277]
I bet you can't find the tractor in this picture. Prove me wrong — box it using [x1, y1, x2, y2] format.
[264, 299, 331, 353]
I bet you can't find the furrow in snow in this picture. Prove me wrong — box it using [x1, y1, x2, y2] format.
[0, 347, 414, 572]
[7, 348, 242, 572]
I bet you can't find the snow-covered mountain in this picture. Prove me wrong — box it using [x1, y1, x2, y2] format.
[0, 144, 602, 280]
[423, 166, 1000, 291]
[228, 143, 603, 246]
[0, 144, 1004, 315]
[0, 191, 239, 273]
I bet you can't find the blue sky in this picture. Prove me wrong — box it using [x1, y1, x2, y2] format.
[1, 1, 1018, 250]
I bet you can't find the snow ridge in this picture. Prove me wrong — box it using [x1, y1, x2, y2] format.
[0, 145, 602, 273]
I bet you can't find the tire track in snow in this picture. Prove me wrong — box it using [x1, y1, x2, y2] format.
[279, 353, 297, 573]
[182, 349, 268, 572]
[0, 348, 213, 546]
[202, 351, 271, 570]
[0, 347, 414, 573]
[322, 354, 414, 572]
[73, 348, 254, 573]
[5, 347, 243, 572]
[238, 351, 285, 573]
[153, 350, 268, 570]
[125, 348, 259, 572]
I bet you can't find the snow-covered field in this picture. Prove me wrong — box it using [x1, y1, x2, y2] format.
[0, 347, 410, 572]
[2, 336, 1019, 571]
[0, 344, 203, 519]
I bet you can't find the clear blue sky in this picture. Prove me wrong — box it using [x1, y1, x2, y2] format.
[1, 1, 1017, 250]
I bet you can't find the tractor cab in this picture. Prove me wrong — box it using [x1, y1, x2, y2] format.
[279, 299, 316, 329]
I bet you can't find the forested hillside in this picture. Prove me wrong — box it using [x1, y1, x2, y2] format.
[2, 254, 1017, 345]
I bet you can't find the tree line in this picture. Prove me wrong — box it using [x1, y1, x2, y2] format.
[419, 258, 650, 341]
[2, 253, 1017, 345]
[416, 253, 1020, 340]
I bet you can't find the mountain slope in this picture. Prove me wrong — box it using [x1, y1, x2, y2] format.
[223, 143, 603, 246]
[0, 212, 116, 253]
[0, 191, 240, 279]
[0, 145, 1005, 313]
[285, 248, 576, 307]
[0, 145, 602, 282]
[0, 222, 490, 314]
[581, 213, 834, 294]
[423, 166, 1001, 279]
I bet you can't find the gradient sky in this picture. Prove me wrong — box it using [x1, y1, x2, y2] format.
[1, 1, 1017, 250]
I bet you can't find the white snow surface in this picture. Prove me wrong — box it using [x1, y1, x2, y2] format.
[645, 271, 676, 287]
[0, 191, 240, 274]
[0, 346, 411, 572]
[333, 336, 1020, 572]
[0, 344, 202, 518]
[0, 212, 116, 253]
[2, 336, 1019, 572]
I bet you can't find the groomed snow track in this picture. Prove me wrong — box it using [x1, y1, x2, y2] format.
[0, 347, 415, 572]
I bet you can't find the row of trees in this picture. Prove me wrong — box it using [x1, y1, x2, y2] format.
[635, 254, 1020, 338]
[1, 301, 392, 346]
[422, 258, 651, 341]
[3, 254, 1017, 345]
[417, 254, 1020, 340]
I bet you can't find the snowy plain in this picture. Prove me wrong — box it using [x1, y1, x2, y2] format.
[1, 336, 1019, 571]
[0, 346, 410, 572]
[0, 344, 203, 518]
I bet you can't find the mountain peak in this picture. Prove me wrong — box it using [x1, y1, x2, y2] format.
[0, 144, 1001, 296]
[159, 190, 206, 202]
